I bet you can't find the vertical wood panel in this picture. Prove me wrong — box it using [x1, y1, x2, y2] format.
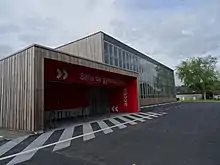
[56, 32, 103, 62]
[0, 47, 36, 131]
[31, 48, 35, 131]
[21, 51, 24, 130]
[18, 53, 23, 130]
[15, 55, 19, 130]
[0, 61, 3, 126]
[10, 56, 14, 129]
[5, 59, 10, 127]
[34, 47, 44, 131]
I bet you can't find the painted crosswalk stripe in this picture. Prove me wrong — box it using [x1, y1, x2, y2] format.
[127, 115, 145, 122]
[108, 118, 127, 129]
[7, 131, 54, 165]
[139, 112, 159, 118]
[117, 116, 137, 125]
[134, 113, 152, 119]
[83, 123, 95, 141]
[0, 135, 29, 157]
[53, 126, 75, 151]
[97, 120, 113, 134]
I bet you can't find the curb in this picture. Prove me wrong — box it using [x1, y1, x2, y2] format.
[140, 101, 177, 109]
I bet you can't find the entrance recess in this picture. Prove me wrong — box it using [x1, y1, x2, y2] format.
[89, 87, 110, 116]
[44, 59, 139, 129]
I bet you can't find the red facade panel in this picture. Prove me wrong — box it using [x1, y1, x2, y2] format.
[44, 59, 139, 113]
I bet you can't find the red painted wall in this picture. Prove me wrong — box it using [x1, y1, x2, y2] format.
[44, 59, 139, 113]
[45, 83, 89, 111]
[44, 58, 126, 87]
[109, 78, 138, 113]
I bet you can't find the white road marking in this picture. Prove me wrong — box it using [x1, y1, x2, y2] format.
[135, 113, 152, 119]
[0, 112, 167, 162]
[7, 131, 54, 165]
[53, 126, 75, 151]
[97, 120, 113, 134]
[0, 135, 29, 157]
[141, 101, 176, 109]
[139, 112, 159, 118]
[83, 123, 95, 141]
[117, 116, 137, 125]
[108, 118, 126, 129]
[126, 115, 145, 122]
[147, 112, 166, 116]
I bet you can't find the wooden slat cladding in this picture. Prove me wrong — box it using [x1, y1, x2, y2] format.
[0, 47, 35, 131]
[34, 47, 44, 131]
[36, 45, 137, 78]
[56, 32, 103, 62]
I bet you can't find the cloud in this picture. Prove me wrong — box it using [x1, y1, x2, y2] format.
[0, 0, 220, 85]
[0, 45, 13, 57]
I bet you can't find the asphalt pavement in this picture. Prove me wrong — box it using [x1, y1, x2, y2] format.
[0, 102, 220, 165]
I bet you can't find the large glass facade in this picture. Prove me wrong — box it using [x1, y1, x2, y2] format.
[103, 41, 175, 99]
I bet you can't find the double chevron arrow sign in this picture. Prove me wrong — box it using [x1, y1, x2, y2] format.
[112, 106, 118, 112]
[57, 69, 68, 80]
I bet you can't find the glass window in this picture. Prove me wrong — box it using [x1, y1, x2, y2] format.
[114, 46, 119, 67]
[122, 51, 126, 69]
[109, 44, 114, 65]
[118, 48, 123, 68]
[140, 83, 144, 99]
[146, 83, 149, 98]
[104, 42, 110, 64]
[131, 55, 135, 71]
[143, 83, 146, 99]
[126, 52, 129, 69]
[133, 56, 137, 72]
[130, 54, 132, 70]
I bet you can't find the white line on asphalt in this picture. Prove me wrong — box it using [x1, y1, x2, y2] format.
[108, 118, 127, 129]
[97, 121, 113, 134]
[140, 102, 177, 109]
[83, 123, 95, 141]
[139, 112, 159, 118]
[7, 131, 54, 165]
[53, 126, 75, 152]
[0, 112, 166, 162]
[147, 112, 166, 116]
[117, 116, 137, 125]
[134, 114, 152, 119]
[126, 115, 145, 122]
[0, 135, 29, 157]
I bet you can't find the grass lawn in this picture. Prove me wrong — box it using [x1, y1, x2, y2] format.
[178, 100, 220, 103]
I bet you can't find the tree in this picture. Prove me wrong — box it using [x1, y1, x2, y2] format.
[176, 55, 219, 100]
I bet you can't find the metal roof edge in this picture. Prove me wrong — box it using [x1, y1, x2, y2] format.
[0, 44, 36, 61]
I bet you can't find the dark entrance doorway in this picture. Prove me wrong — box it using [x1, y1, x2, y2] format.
[89, 87, 110, 117]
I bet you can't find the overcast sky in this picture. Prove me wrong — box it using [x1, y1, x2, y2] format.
[0, 0, 220, 85]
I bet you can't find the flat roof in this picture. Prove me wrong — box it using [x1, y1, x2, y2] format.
[35, 44, 138, 77]
[1, 31, 173, 72]
[0, 43, 138, 78]
[55, 31, 173, 71]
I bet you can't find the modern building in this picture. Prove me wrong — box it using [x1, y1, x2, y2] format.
[0, 32, 175, 132]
